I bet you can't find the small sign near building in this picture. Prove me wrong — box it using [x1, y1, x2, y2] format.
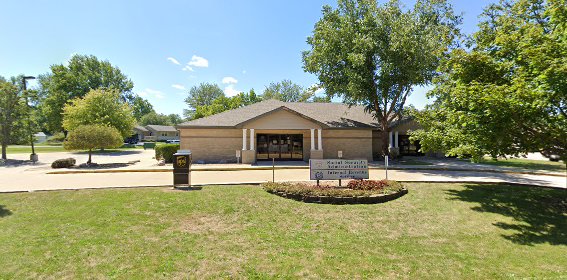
[309, 159, 369, 180]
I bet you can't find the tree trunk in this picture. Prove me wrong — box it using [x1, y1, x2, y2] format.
[1, 142, 7, 160]
[88, 149, 92, 164]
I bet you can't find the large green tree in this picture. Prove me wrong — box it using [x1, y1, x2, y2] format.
[262, 80, 312, 102]
[139, 112, 173, 126]
[64, 124, 124, 164]
[131, 95, 155, 121]
[62, 88, 136, 138]
[0, 76, 27, 160]
[39, 54, 134, 133]
[411, 0, 567, 162]
[303, 0, 461, 155]
[184, 83, 224, 118]
[192, 89, 263, 119]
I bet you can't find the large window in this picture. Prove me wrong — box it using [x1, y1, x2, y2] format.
[398, 135, 423, 156]
[256, 134, 303, 161]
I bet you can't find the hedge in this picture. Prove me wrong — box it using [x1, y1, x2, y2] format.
[51, 158, 76, 169]
[155, 144, 180, 163]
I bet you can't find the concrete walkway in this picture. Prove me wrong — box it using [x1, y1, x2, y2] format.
[0, 167, 565, 193]
[1, 151, 565, 192]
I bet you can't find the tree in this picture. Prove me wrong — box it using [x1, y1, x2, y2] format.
[303, 0, 461, 155]
[191, 89, 263, 120]
[62, 88, 136, 138]
[0, 76, 27, 160]
[262, 80, 312, 102]
[38, 54, 134, 133]
[184, 83, 224, 118]
[167, 114, 184, 125]
[131, 95, 155, 120]
[139, 112, 172, 126]
[64, 124, 123, 164]
[410, 0, 567, 162]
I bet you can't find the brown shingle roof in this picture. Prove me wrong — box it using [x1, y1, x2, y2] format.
[177, 99, 379, 129]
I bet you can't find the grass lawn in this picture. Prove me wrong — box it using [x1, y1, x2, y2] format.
[479, 158, 566, 173]
[0, 183, 565, 279]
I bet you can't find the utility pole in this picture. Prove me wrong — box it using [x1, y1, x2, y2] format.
[22, 76, 37, 162]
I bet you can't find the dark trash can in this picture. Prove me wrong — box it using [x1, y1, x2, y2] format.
[173, 150, 192, 187]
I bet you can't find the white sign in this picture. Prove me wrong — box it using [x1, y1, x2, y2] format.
[309, 159, 369, 180]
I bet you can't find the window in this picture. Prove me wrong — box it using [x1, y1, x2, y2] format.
[161, 132, 167, 137]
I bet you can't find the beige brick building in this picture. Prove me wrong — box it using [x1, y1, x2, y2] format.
[177, 100, 420, 163]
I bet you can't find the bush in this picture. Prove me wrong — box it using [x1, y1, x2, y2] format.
[47, 132, 66, 144]
[347, 179, 403, 191]
[51, 158, 76, 169]
[155, 144, 180, 163]
[262, 180, 405, 198]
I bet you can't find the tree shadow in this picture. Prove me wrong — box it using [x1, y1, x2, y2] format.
[446, 184, 567, 246]
[0, 205, 12, 217]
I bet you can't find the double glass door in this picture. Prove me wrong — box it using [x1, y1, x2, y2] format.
[256, 134, 303, 160]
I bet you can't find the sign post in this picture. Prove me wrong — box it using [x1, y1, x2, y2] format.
[385, 155, 389, 180]
[310, 159, 369, 186]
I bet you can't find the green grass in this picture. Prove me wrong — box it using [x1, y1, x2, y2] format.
[0, 183, 565, 279]
[479, 158, 566, 172]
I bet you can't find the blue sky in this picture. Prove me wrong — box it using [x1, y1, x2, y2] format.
[0, 0, 496, 116]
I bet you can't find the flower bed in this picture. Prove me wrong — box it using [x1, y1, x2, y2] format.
[262, 180, 408, 204]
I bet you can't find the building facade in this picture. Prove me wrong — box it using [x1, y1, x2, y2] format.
[177, 100, 420, 163]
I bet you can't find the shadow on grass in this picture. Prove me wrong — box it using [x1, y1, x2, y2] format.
[447, 184, 567, 246]
[479, 159, 566, 172]
[0, 205, 12, 217]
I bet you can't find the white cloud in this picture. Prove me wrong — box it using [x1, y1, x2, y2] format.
[167, 57, 181, 65]
[187, 55, 209, 68]
[221, 76, 238, 84]
[139, 88, 165, 99]
[310, 84, 325, 95]
[224, 85, 241, 97]
[182, 65, 194, 72]
[171, 84, 186, 90]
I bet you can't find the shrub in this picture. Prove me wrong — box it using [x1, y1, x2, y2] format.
[346, 179, 403, 191]
[46, 132, 65, 144]
[262, 180, 405, 198]
[51, 158, 76, 168]
[155, 144, 180, 163]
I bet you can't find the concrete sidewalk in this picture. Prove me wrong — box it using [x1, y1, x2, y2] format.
[0, 168, 564, 193]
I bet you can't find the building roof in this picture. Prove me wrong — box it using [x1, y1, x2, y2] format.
[145, 125, 178, 132]
[34, 132, 47, 137]
[133, 125, 149, 132]
[177, 99, 380, 129]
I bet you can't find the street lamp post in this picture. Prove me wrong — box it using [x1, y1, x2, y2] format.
[22, 76, 37, 162]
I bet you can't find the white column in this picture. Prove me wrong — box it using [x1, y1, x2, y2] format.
[394, 131, 399, 148]
[310, 129, 315, 150]
[249, 129, 255, 150]
[317, 129, 323, 150]
[242, 129, 247, 150]
[389, 131, 393, 148]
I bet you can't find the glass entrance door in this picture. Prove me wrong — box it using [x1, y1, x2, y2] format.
[256, 134, 303, 161]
